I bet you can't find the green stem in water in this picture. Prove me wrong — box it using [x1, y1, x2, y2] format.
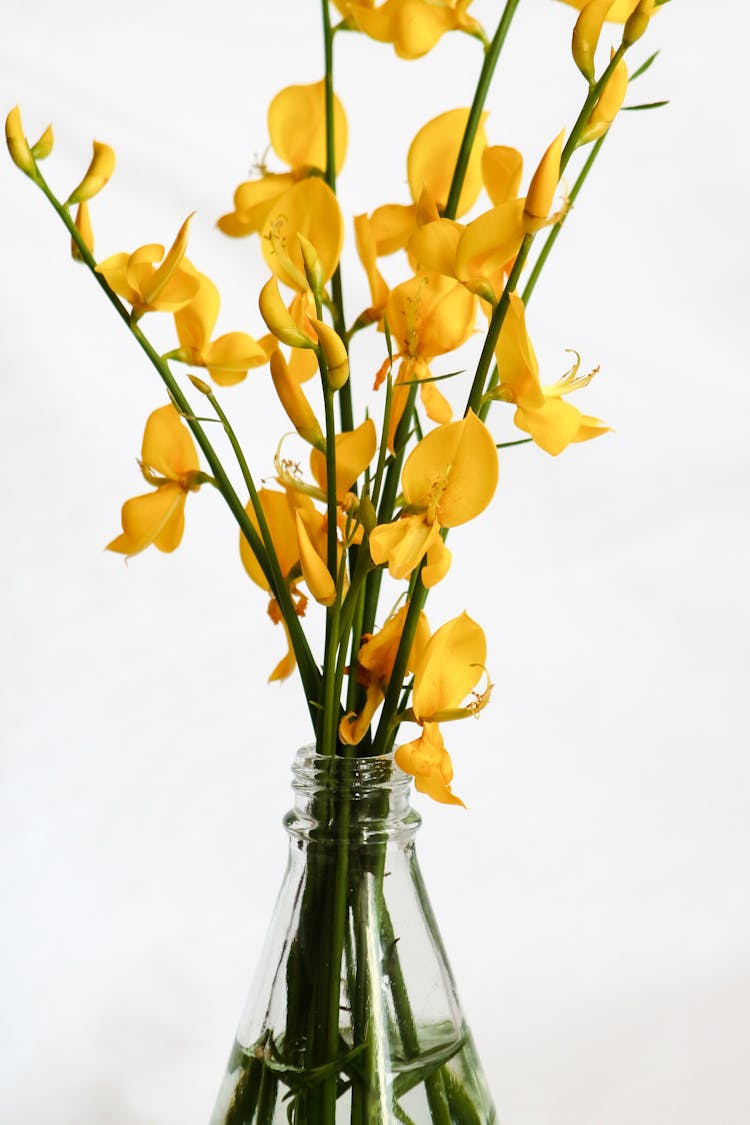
[444, 0, 523, 221]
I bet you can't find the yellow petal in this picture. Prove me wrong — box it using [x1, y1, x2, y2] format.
[409, 218, 463, 278]
[205, 333, 269, 386]
[268, 618, 297, 683]
[95, 251, 139, 305]
[270, 350, 324, 447]
[368, 203, 418, 256]
[268, 80, 348, 174]
[368, 514, 438, 581]
[295, 511, 337, 605]
[5, 105, 35, 176]
[354, 213, 390, 314]
[217, 173, 296, 238]
[308, 317, 349, 390]
[408, 108, 487, 216]
[239, 488, 312, 589]
[67, 140, 115, 204]
[72, 201, 94, 260]
[580, 53, 629, 144]
[494, 292, 545, 407]
[261, 179, 344, 288]
[259, 275, 316, 349]
[557, 0, 640, 21]
[107, 484, 186, 558]
[482, 145, 523, 205]
[402, 411, 498, 528]
[422, 532, 452, 588]
[140, 213, 194, 306]
[174, 267, 220, 354]
[310, 417, 376, 500]
[395, 723, 464, 806]
[141, 404, 199, 481]
[412, 612, 486, 719]
[455, 199, 525, 298]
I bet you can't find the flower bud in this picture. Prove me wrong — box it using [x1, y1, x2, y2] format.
[270, 349, 325, 449]
[523, 130, 565, 234]
[295, 512, 336, 606]
[5, 106, 36, 177]
[580, 51, 629, 144]
[259, 276, 316, 350]
[297, 233, 325, 301]
[357, 494, 377, 536]
[71, 201, 94, 261]
[66, 140, 115, 204]
[572, 0, 614, 83]
[188, 373, 212, 395]
[623, 0, 656, 45]
[31, 124, 54, 161]
[309, 317, 349, 390]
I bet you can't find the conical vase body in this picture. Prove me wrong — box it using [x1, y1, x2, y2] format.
[210, 748, 496, 1125]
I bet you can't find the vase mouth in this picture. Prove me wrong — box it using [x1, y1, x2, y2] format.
[285, 745, 420, 843]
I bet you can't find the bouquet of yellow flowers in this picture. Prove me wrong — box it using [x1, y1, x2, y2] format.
[7, 1, 669, 1121]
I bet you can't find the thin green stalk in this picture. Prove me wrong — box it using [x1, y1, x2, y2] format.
[444, 0, 523, 221]
[33, 171, 322, 719]
[465, 44, 628, 416]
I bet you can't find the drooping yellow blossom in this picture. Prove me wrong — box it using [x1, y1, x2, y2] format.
[239, 487, 312, 682]
[296, 509, 337, 606]
[270, 350, 325, 449]
[395, 612, 489, 805]
[369, 411, 498, 587]
[107, 405, 202, 558]
[339, 603, 430, 746]
[66, 140, 115, 205]
[493, 292, 610, 455]
[580, 52, 629, 143]
[218, 80, 347, 238]
[337, 0, 482, 59]
[380, 271, 477, 442]
[261, 179, 344, 291]
[96, 214, 200, 314]
[354, 109, 487, 314]
[172, 267, 270, 386]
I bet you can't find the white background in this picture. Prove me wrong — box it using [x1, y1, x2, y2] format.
[1, 1, 749, 1122]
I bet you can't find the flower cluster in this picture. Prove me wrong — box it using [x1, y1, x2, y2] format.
[7, 0, 667, 805]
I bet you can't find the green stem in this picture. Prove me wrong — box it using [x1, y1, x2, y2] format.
[444, 0, 522, 221]
[33, 172, 323, 722]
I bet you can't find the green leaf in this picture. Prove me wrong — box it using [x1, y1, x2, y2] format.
[392, 1033, 469, 1099]
[496, 437, 533, 449]
[397, 368, 465, 388]
[622, 100, 670, 112]
[629, 50, 660, 81]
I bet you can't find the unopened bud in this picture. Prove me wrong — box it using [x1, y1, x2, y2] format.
[297, 233, 325, 300]
[270, 350, 325, 448]
[188, 374, 212, 395]
[523, 130, 565, 234]
[572, 0, 614, 83]
[580, 51, 629, 144]
[5, 106, 36, 177]
[357, 494, 377, 536]
[309, 316, 349, 390]
[71, 201, 94, 261]
[623, 0, 656, 45]
[259, 276, 316, 350]
[31, 124, 54, 161]
[66, 140, 115, 204]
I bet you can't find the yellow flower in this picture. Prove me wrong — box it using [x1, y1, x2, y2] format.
[493, 293, 610, 454]
[338, 0, 482, 59]
[380, 271, 477, 442]
[339, 604, 430, 745]
[107, 405, 202, 558]
[172, 267, 270, 386]
[239, 487, 312, 682]
[557, 0, 642, 21]
[96, 214, 200, 314]
[369, 411, 498, 587]
[309, 419, 377, 505]
[261, 178, 344, 291]
[218, 80, 347, 238]
[66, 140, 115, 204]
[395, 612, 488, 805]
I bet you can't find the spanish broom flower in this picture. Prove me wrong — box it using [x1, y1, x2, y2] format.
[218, 80, 347, 238]
[395, 612, 489, 805]
[96, 214, 200, 314]
[492, 293, 610, 455]
[107, 405, 203, 558]
[369, 411, 498, 587]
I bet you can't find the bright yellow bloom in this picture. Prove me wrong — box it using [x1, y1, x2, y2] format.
[338, 0, 482, 59]
[369, 411, 498, 587]
[172, 267, 269, 386]
[66, 140, 115, 204]
[218, 81, 347, 238]
[310, 418, 377, 506]
[395, 612, 488, 805]
[261, 179, 344, 291]
[339, 603, 430, 745]
[96, 214, 200, 314]
[380, 272, 477, 442]
[239, 488, 312, 682]
[107, 405, 202, 558]
[493, 293, 610, 454]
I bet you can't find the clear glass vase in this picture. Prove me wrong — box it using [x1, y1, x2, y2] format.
[209, 747, 497, 1125]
